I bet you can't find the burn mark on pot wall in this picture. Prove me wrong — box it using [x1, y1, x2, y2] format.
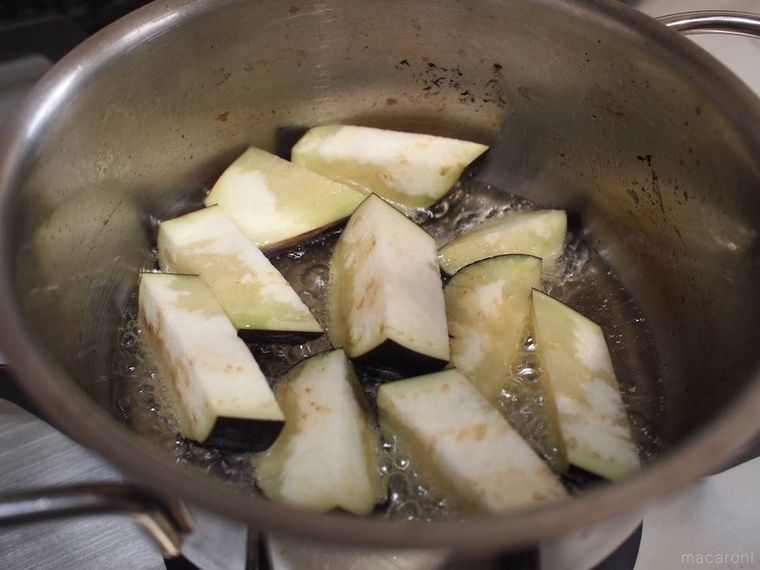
[216, 70, 232, 87]
[636, 154, 666, 216]
[421, 62, 465, 96]
[483, 62, 507, 107]
[393, 58, 507, 108]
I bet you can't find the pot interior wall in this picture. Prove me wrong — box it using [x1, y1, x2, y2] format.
[5, 0, 760, 473]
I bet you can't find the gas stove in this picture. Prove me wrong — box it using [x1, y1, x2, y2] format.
[0, 2, 759, 569]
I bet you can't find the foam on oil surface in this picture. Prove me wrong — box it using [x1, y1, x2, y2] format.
[112, 175, 663, 517]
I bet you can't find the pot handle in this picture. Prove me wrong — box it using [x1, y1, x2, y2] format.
[657, 10, 760, 38]
[0, 483, 195, 557]
[0, 368, 195, 557]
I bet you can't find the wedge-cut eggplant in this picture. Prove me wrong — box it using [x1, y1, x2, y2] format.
[328, 194, 449, 373]
[531, 290, 640, 480]
[157, 205, 322, 341]
[204, 147, 364, 250]
[291, 125, 488, 212]
[254, 350, 386, 515]
[377, 369, 567, 512]
[138, 273, 284, 449]
[444, 255, 567, 472]
[438, 210, 567, 276]
[445, 255, 541, 402]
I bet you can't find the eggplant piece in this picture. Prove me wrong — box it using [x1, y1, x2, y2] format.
[254, 350, 386, 515]
[445, 255, 541, 403]
[291, 125, 488, 213]
[377, 369, 567, 512]
[444, 255, 567, 472]
[157, 205, 322, 341]
[201, 417, 285, 453]
[204, 147, 364, 250]
[138, 273, 284, 449]
[438, 210, 567, 276]
[328, 194, 449, 373]
[531, 290, 640, 480]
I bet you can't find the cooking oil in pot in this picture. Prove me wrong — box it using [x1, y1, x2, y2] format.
[112, 175, 663, 519]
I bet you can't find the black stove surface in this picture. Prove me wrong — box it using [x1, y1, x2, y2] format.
[0, 0, 151, 35]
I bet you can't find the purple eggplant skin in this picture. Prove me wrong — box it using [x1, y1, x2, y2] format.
[237, 329, 323, 345]
[353, 339, 448, 376]
[198, 417, 285, 453]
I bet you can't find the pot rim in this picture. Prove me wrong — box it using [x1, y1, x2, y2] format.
[1, 0, 759, 550]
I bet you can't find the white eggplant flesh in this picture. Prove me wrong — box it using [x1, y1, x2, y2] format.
[377, 369, 567, 513]
[157, 205, 321, 339]
[438, 210, 567, 276]
[292, 125, 488, 212]
[328, 194, 449, 372]
[204, 147, 365, 250]
[443, 255, 567, 472]
[138, 273, 284, 448]
[531, 290, 640, 480]
[445, 254, 541, 405]
[254, 350, 386, 515]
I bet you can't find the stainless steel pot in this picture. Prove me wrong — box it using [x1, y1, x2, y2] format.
[0, 0, 759, 558]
